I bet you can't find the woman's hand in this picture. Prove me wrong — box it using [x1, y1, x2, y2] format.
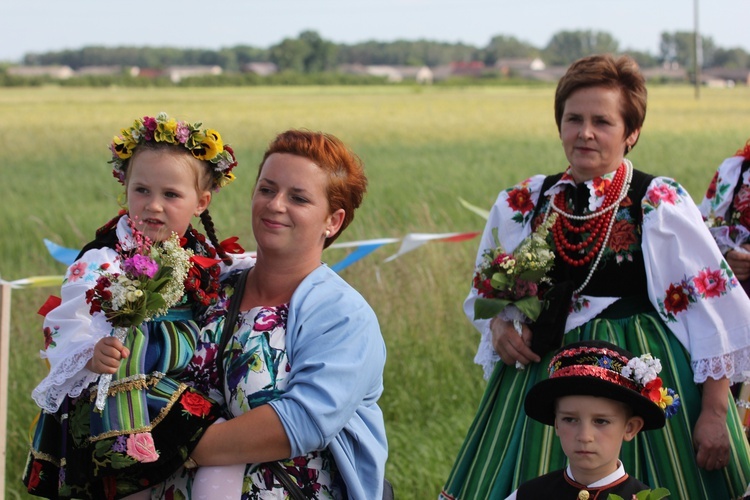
[86, 337, 130, 374]
[490, 317, 540, 368]
[693, 377, 731, 470]
[725, 245, 750, 280]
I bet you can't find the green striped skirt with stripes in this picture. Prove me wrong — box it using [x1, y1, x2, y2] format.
[441, 310, 750, 500]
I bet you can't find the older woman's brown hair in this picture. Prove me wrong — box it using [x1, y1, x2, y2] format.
[258, 129, 368, 247]
[554, 54, 647, 151]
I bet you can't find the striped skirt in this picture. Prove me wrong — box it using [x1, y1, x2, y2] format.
[24, 315, 222, 499]
[441, 311, 750, 500]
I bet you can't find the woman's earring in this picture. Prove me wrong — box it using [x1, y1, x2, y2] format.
[626, 144, 633, 154]
[325, 230, 331, 238]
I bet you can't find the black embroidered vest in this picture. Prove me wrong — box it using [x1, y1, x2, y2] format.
[532, 169, 655, 299]
[517, 469, 650, 499]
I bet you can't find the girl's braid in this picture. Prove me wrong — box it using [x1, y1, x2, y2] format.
[200, 210, 233, 265]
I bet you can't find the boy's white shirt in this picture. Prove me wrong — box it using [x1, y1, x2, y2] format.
[504, 461, 627, 500]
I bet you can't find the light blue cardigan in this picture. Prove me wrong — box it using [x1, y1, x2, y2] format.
[267, 264, 388, 499]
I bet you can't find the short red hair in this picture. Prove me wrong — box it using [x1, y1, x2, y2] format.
[258, 130, 368, 247]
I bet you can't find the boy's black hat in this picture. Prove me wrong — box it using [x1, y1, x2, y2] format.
[524, 340, 678, 431]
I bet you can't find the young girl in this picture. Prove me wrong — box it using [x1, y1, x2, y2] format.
[23, 112, 242, 499]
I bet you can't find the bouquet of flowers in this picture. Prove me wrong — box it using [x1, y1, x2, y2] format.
[473, 213, 558, 322]
[85, 222, 193, 410]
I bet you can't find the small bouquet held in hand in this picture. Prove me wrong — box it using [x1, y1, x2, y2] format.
[473, 213, 558, 322]
[473, 214, 558, 370]
[85, 222, 193, 410]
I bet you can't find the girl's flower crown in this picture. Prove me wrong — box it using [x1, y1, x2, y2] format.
[110, 112, 238, 191]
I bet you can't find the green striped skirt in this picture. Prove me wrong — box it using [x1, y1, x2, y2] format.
[441, 311, 750, 500]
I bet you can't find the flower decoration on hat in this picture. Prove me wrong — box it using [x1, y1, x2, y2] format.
[621, 353, 681, 418]
[526, 341, 680, 431]
[110, 112, 238, 191]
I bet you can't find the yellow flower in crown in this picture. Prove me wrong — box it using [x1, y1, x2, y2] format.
[109, 112, 238, 191]
[112, 135, 137, 160]
[154, 117, 178, 143]
[190, 129, 224, 162]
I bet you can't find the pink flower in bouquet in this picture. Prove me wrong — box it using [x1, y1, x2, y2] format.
[513, 279, 538, 300]
[122, 254, 159, 279]
[126, 432, 159, 463]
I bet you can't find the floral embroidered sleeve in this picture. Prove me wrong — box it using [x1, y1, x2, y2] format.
[31, 247, 123, 413]
[698, 155, 750, 254]
[464, 174, 547, 379]
[641, 176, 750, 383]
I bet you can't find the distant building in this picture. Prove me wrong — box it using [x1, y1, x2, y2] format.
[167, 65, 222, 83]
[337, 64, 433, 84]
[641, 66, 688, 83]
[7, 65, 74, 79]
[702, 67, 750, 86]
[495, 57, 546, 76]
[76, 66, 139, 77]
[449, 61, 486, 77]
[242, 62, 278, 76]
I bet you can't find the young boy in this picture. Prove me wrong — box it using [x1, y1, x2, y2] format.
[507, 340, 680, 499]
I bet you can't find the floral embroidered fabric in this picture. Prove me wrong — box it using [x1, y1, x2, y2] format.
[467, 166, 750, 383]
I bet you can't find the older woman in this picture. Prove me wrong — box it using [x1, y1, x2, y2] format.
[441, 55, 750, 499]
[154, 130, 388, 499]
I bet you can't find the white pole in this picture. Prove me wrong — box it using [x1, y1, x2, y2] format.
[0, 283, 12, 496]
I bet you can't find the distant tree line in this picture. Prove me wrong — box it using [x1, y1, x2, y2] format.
[14, 29, 750, 71]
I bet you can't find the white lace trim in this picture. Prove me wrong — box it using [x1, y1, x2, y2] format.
[474, 329, 501, 381]
[31, 345, 99, 413]
[691, 345, 750, 384]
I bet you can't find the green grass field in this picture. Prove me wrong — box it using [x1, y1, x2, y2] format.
[1, 84, 750, 499]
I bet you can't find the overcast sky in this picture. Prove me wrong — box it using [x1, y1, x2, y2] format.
[2, 0, 748, 63]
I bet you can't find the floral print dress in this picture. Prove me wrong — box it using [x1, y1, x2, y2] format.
[156, 270, 341, 499]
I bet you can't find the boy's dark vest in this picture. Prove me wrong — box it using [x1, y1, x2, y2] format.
[517, 469, 649, 499]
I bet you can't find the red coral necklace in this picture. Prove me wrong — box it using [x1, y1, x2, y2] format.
[547, 160, 633, 293]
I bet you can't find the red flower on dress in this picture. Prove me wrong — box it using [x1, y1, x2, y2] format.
[181, 391, 213, 417]
[706, 171, 719, 200]
[43, 326, 55, 349]
[592, 176, 611, 197]
[663, 284, 690, 314]
[647, 184, 678, 206]
[733, 185, 750, 212]
[607, 219, 637, 253]
[506, 187, 534, 214]
[693, 268, 727, 298]
[27, 461, 43, 490]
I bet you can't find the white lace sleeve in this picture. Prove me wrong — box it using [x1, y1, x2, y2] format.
[31, 247, 120, 412]
[465, 175, 546, 379]
[642, 176, 750, 384]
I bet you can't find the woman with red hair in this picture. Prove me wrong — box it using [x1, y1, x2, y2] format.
[154, 130, 388, 499]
